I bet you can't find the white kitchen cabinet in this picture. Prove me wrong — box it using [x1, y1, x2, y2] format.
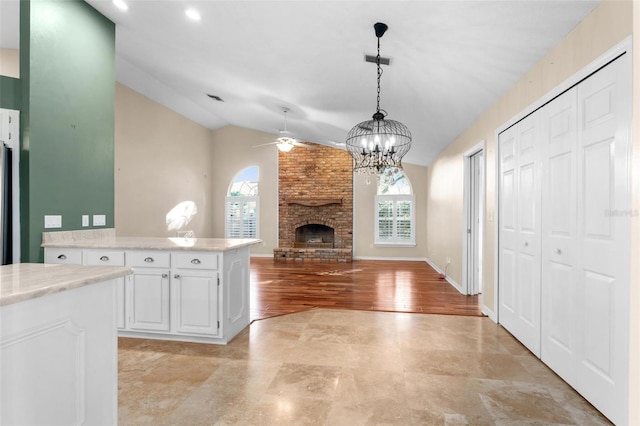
[172, 252, 219, 336]
[43, 233, 259, 344]
[44, 247, 83, 265]
[128, 267, 170, 332]
[126, 251, 170, 333]
[84, 249, 127, 330]
[1, 264, 130, 425]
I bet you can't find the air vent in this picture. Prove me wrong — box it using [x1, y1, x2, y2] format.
[207, 94, 224, 102]
[365, 55, 390, 65]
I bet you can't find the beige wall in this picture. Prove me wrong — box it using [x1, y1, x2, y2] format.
[0, 48, 19, 78]
[426, 0, 633, 314]
[426, 1, 638, 422]
[209, 125, 278, 256]
[353, 163, 429, 259]
[114, 83, 213, 238]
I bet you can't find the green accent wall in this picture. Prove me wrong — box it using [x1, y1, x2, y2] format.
[20, 0, 115, 262]
[0, 76, 22, 110]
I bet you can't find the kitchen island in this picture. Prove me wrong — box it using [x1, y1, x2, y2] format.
[42, 229, 261, 345]
[0, 263, 132, 425]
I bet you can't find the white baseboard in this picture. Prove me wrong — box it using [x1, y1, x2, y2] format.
[482, 304, 497, 323]
[250, 253, 274, 258]
[353, 256, 428, 262]
[425, 258, 464, 295]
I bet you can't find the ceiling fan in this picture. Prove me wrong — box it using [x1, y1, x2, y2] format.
[253, 107, 315, 152]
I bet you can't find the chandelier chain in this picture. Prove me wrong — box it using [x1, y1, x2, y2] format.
[376, 35, 382, 114]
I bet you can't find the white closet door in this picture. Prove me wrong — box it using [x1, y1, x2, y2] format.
[541, 87, 579, 380]
[499, 114, 541, 356]
[574, 55, 630, 425]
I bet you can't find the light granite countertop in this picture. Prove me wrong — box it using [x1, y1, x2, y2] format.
[41, 229, 262, 251]
[0, 263, 133, 307]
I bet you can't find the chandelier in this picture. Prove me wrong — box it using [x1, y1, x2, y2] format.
[346, 22, 412, 174]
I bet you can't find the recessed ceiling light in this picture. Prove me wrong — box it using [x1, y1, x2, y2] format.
[185, 8, 201, 21]
[113, 0, 128, 12]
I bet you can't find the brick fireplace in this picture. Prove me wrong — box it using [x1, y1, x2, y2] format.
[274, 142, 353, 262]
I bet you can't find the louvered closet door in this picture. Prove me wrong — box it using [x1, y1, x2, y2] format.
[498, 114, 541, 356]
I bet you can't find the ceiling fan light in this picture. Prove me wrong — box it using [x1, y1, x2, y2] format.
[276, 142, 294, 152]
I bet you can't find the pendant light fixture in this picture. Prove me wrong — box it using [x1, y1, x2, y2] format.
[346, 22, 412, 174]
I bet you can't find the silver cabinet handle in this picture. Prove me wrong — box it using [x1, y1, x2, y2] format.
[523, 241, 529, 247]
[100, 255, 110, 261]
[162, 274, 168, 279]
[191, 259, 201, 265]
[174, 274, 181, 279]
[144, 257, 154, 263]
[57, 254, 67, 260]
[555, 248, 562, 255]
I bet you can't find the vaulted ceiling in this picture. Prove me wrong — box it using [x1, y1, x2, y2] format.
[1, 0, 600, 166]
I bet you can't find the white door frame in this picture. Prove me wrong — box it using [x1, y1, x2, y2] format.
[462, 140, 485, 296]
[493, 36, 632, 325]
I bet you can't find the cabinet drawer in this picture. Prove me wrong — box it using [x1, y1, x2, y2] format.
[44, 248, 82, 264]
[85, 250, 125, 266]
[126, 251, 170, 268]
[172, 252, 218, 270]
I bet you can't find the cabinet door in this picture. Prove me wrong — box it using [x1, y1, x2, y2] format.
[172, 269, 219, 336]
[128, 268, 170, 332]
[85, 250, 126, 330]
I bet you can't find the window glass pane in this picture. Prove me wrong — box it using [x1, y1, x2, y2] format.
[229, 166, 259, 196]
[378, 167, 411, 195]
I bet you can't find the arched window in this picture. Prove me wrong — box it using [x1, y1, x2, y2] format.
[225, 166, 259, 238]
[375, 167, 415, 245]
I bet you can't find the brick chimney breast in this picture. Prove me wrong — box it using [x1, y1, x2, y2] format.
[275, 142, 353, 262]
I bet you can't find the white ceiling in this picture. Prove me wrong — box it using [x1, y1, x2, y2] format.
[1, 0, 600, 167]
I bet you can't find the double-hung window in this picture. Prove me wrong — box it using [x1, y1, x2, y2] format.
[225, 166, 259, 239]
[375, 168, 415, 246]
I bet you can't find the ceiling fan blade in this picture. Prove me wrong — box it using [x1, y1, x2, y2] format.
[252, 142, 279, 148]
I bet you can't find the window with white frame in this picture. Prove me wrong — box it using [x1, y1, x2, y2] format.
[225, 166, 259, 239]
[375, 167, 415, 245]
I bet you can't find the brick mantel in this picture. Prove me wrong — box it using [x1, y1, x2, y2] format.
[286, 198, 343, 207]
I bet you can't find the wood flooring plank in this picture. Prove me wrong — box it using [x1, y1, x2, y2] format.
[250, 258, 483, 321]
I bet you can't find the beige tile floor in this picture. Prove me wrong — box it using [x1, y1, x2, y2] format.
[118, 309, 611, 425]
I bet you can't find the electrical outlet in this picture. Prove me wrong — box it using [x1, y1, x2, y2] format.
[82, 215, 89, 227]
[44, 215, 62, 229]
[446, 256, 451, 264]
[93, 214, 106, 226]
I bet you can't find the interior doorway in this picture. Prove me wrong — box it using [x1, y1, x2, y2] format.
[463, 143, 485, 296]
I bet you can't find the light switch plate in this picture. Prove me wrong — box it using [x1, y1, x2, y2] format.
[82, 215, 89, 227]
[93, 214, 107, 226]
[44, 215, 62, 229]
[93, 214, 106, 226]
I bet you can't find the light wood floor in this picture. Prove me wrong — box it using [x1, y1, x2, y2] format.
[249, 258, 483, 321]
